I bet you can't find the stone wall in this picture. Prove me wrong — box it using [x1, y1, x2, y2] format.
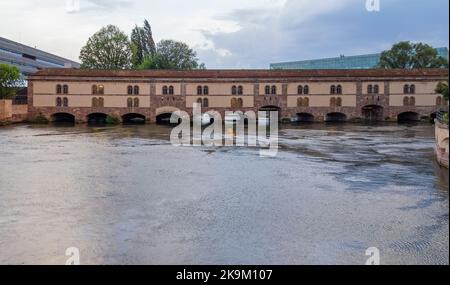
[11, 104, 28, 122]
[0, 99, 13, 122]
[435, 121, 449, 168]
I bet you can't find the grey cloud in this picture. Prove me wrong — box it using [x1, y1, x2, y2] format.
[198, 0, 356, 68]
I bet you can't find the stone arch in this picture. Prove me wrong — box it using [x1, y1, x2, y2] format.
[296, 113, 314, 123]
[325, 112, 347, 123]
[155, 106, 180, 116]
[51, 112, 75, 124]
[155, 106, 181, 125]
[87, 112, 107, 124]
[398, 111, 420, 122]
[122, 113, 146, 124]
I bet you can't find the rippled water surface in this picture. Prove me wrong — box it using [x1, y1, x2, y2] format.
[0, 123, 448, 265]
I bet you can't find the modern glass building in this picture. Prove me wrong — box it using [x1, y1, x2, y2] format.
[270, 47, 449, 70]
[0, 36, 80, 77]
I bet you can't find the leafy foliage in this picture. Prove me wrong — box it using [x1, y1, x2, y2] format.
[105, 114, 120, 125]
[138, 40, 205, 70]
[379, 41, 448, 69]
[0, 64, 21, 99]
[436, 81, 449, 101]
[80, 25, 132, 69]
[131, 20, 157, 67]
[28, 113, 49, 124]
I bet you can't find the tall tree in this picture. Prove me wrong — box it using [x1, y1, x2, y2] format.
[0, 64, 21, 99]
[138, 39, 204, 70]
[131, 19, 157, 67]
[379, 41, 448, 69]
[80, 25, 132, 69]
[143, 20, 156, 56]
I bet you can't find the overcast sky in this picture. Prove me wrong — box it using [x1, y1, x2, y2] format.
[0, 0, 448, 68]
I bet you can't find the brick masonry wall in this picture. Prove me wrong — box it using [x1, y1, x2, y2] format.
[26, 77, 449, 123]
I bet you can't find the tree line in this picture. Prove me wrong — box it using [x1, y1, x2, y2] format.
[79, 20, 205, 70]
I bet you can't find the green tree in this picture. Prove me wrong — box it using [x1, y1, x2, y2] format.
[436, 81, 449, 101]
[138, 39, 204, 70]
[131, 20, 156, 67]
[0, 64, 21, 99]
[80, 25, 132, 69]
[379, 41, 448, 69]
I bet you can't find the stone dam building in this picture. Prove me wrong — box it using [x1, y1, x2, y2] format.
[25, 68, 449, 124]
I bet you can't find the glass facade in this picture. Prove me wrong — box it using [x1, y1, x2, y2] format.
[270, 47, 449, 70]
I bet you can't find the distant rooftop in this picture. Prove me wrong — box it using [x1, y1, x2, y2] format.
[30, 68, 448, 79]
[0, 36, 80, 77]
[270, 47, 449, 70]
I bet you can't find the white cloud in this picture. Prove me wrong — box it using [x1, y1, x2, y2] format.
[0, 0, 448, 67]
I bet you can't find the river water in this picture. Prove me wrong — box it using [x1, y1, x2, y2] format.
[0, 123, 448, 265]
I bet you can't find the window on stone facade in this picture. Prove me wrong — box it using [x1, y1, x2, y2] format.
[232, 86, 237, 95]
[56, 84, 62, 94]
[336, 85, 342, 94]
[297, 97, 309, 107]
[265, 85, 270, 95]
[298, 85, 303, 95]
[197, 86, 202, 95]
[271, 85, 277, 95]
[231, 98, 237, 108]
[92, 85, 98, 95]
[98, 97, 104, 107]
[404, 85, 409, 94]
[238, 86, 243, 95]
[203, 98, 209, 108]
[134, 86, 139, 95]
[98, 85, 104, 95]
[127, 86, 133, 95]
[330, 97, 336, 107]
[237, 98, 243, 108]
[56, 97, 62, 107]
[197, 98, 203, 106]
[203, 86, 209, 95]
[336, 97, 342, 107]
[63, 97, 68, 107]
[304, 85, 309, 95]
[410, 84, 415, 94]
[127, 98, 133, 108]
[409, 96, 415, 106]
[163, 86, 168, 95]
[373, 84, 379, 94]
[92, 97, 98, 107]
[330, 85, 336, 94]
[134, 98, 139, 107]
[436, 96, 442, 106]
[169, 86, 174, 95]
[403, 96, 410, 106]
[63, 85, 69, 94]
[368, 85, 373, 94]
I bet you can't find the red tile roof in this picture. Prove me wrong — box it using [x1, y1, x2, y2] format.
[30, 68, 449, 79]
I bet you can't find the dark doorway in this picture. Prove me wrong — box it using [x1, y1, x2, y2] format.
[398, 112, 420, 122]
[51, 113, 75, 124]
[156, 113, 180, 125]
[362, 105, 384, 121]
[296, 113, 314, 123]
[325, 112, 347, 123]
[87, 113, 107, 125]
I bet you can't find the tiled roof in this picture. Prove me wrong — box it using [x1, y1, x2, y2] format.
[30, 68, 449, 79]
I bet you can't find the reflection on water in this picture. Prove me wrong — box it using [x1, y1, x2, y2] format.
[0, 123, 448, 265]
